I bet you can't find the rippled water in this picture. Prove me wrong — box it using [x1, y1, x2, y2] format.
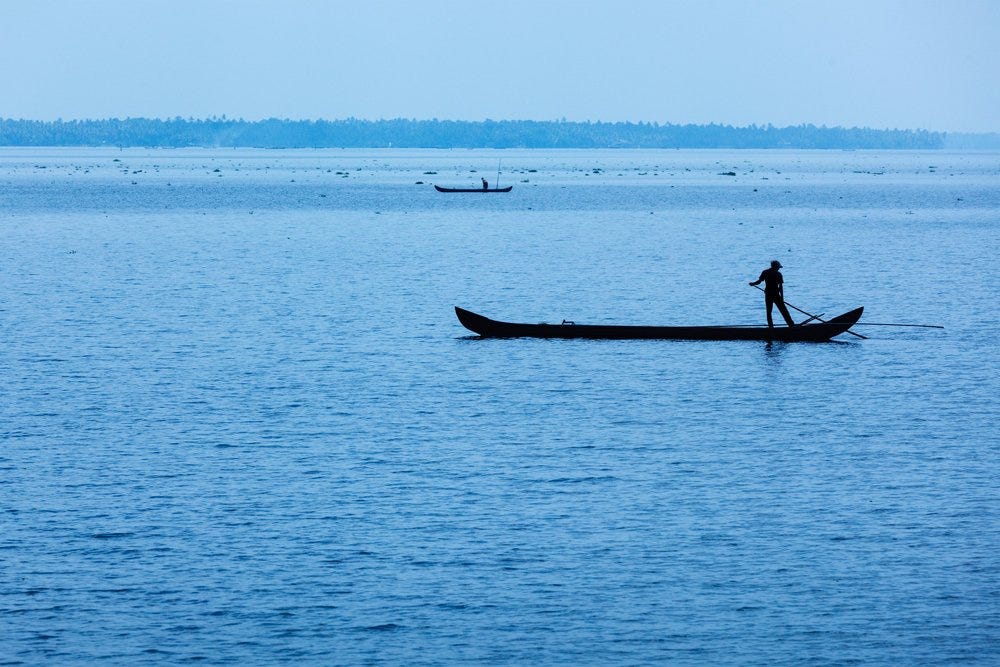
[2, 148, 998, 664]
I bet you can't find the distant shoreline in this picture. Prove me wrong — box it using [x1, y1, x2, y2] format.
[3, 117, 996, 150]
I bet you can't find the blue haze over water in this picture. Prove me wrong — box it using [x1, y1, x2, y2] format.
[1, 148, 998, 664]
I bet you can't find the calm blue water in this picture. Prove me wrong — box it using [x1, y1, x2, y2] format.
[2, 148, 998, 665]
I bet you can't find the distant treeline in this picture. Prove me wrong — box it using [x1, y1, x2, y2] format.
[0, 117, 977, 149]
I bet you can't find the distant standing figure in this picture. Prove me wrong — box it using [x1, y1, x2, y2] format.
[481, 178, 488, 190]
[749, 260, 795, 327]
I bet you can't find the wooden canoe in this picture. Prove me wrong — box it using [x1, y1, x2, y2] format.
[455, 306, 864, 342]
[434, 185, 513, 193]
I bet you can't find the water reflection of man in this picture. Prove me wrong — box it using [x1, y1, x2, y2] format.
[749, 260, 795, 327]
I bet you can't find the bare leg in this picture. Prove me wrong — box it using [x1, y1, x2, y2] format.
[765, 294, 776, 327]
[775, 298, 795, 326]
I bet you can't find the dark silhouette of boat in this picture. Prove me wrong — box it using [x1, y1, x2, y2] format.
[434, 185, 513, 193]
[455, 306, 864, 342]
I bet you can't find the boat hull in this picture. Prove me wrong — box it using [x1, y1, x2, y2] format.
[434, 185, 513, 193]
[455, 306, 864, 342]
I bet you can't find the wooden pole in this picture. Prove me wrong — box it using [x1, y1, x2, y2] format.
[850, 322, 944, 329]
[798, 313, 825, 325]
[751, 284, 868, 339]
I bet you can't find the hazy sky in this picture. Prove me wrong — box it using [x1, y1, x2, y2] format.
[3, 0, 999, 132]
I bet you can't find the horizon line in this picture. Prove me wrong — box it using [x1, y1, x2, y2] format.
[4, 116, 996, 136]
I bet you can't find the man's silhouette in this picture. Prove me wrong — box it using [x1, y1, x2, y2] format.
[481, 178, 488, 190]
[749, 260, 795, 327]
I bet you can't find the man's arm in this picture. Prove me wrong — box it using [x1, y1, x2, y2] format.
[749, 270, 765, 286]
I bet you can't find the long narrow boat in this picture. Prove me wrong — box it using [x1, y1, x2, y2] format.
[455, 306, 864, 342]
[434, 185, 513, 193]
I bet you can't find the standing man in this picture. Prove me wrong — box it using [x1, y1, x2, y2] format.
[481, 177, 489, 190]
[749, 260, 796, 327]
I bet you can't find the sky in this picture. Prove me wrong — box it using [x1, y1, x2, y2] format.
[2, 0, 999, 132]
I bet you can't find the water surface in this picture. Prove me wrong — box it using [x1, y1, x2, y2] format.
[1, 148, 997, 664]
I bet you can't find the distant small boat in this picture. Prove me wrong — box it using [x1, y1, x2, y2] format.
[434, 185, 513, 193]
[455, 306, 865, 342]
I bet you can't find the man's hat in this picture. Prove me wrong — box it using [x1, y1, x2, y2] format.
[771, 260, 782, 268]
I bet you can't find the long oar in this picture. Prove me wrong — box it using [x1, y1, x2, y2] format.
[751, 285, 868, 339]
[798, 312, 825, 325]
[850, 322, 944, 329]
